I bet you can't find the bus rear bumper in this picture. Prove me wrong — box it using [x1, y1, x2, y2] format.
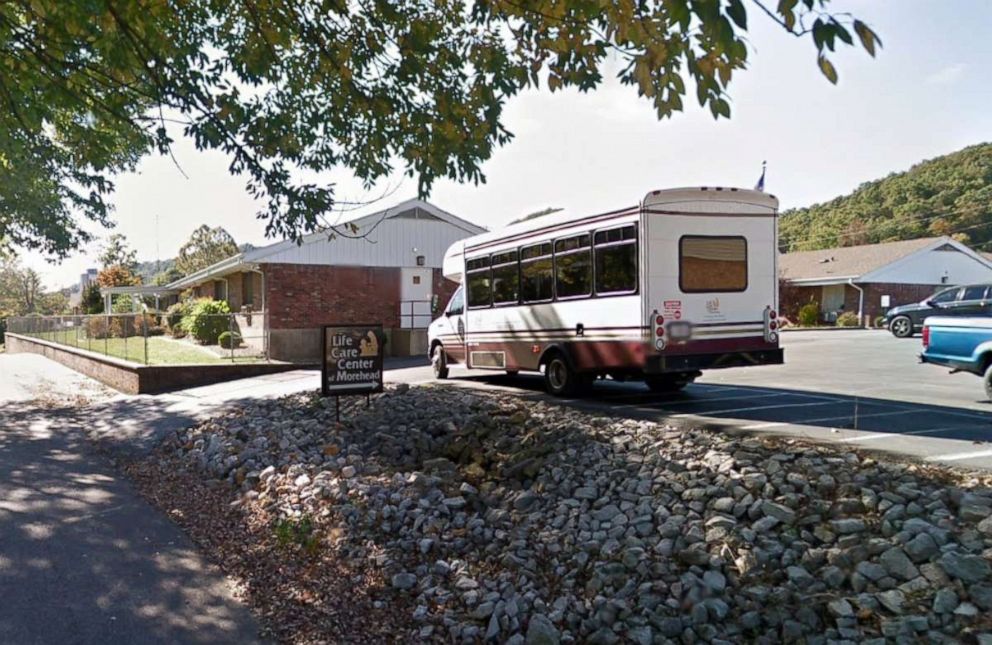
[645, 348, 784, 373]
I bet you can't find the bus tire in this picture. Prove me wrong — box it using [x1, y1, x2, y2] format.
[543, 352, 588, 396]
[432, 344, 449, 380]
[984, 362, 992, 403]
[645, 373, 695, 393]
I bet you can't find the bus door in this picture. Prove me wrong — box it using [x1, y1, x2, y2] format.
[442, 286, 467, 363]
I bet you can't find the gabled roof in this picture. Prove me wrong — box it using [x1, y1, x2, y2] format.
[167, 198, 485, 289]
[237, 198, 485, 265]
[779, 237, 944, 283]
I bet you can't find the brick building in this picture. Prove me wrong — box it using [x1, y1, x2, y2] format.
[167, 199, 485, 362]
[779, 237, 992, 326]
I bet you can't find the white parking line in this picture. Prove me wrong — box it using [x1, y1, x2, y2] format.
[614, 392, 783, 410]
[926, 448, 992, 462]
[668, 400, 837, 418]
[799, 408, 918, 427]
[596, 385, 755, 401]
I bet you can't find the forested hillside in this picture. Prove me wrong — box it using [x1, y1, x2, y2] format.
[779, 143, 992, 252]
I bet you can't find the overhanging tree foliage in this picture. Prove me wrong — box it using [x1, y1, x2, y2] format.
[1, 0, 879, 258]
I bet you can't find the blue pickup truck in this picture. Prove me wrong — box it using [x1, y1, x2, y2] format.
[921, 316, 992, 399]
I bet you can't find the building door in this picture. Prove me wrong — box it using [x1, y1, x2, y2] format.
[400, 268, 433, 328]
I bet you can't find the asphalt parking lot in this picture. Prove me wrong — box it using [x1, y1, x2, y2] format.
[386, 330, 992, 470]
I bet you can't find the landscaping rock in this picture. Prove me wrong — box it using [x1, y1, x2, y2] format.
[162, 384, 992, 643]
[525, 614, 560, 645]
[939, 551, 991, 583]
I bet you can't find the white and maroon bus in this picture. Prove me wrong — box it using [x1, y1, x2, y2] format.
[427, 187, 783, 395]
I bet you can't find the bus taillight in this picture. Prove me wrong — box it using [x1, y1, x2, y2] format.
[763, 306, 779, 344]
[652, 311, 666, 350]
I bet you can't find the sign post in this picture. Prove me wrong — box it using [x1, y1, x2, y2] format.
[321, 324, 384, 420]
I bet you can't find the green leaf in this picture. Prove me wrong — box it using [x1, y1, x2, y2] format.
[818, 54, 838, 84]
[834, 24, 853, 46]
[854, 20, 880, 57]
[726, 0, 747, 30]
[777, 0, 798, 30]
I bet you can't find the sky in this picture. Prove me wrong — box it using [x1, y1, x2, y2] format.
[22, 0, 992, 289]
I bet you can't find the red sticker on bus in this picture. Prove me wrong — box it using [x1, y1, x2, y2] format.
[663, 300, 682, 319]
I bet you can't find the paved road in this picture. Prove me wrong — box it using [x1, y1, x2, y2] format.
[385, 330, 992, 469]
[0, 354, 264, 644]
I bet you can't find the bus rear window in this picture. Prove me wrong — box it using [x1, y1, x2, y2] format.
[679, 236, 747, 293]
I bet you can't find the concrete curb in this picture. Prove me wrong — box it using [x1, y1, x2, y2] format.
[5, 333, 296, 394]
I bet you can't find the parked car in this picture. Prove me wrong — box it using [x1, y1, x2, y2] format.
[884, 283, 992, 338]
[921, 316, 992, 399]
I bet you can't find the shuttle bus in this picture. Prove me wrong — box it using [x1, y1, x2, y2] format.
[427, 187, 783, 395]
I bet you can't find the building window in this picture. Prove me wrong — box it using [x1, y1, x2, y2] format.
[491, 250, 519, 304]
[594, 225, 637, 295]
[520, 242, 553, 302]
[555, 233, 592, 299]
[412, 275, 421, 285]
[679, 236, 748, 293]
[466, 256, 491, 308]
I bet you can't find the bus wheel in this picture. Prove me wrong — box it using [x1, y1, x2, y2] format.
[543, 353, 588, 396]
[432, 344, 449, 380]
[984, 362, 992, 403]
[645, 373, 694, 393]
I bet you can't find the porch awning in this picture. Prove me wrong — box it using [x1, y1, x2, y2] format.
[100, 285, 181, 297]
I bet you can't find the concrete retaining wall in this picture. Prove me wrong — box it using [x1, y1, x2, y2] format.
[5, 334, 296, 394]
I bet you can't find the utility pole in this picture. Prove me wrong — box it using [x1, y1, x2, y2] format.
[155, 213, 161, 276]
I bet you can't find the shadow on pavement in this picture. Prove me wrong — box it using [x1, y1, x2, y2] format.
[454, 373, 992, 444]
[0, 400, 262, 645]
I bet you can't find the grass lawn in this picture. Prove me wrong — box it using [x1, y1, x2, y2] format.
[28, 331, 256, 365]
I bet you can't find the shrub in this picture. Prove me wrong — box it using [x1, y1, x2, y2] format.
[836, 311, 860, 327]
[218, 331, 241, 349]
[147, 324, 166, 336]
[165, 301, 194, 337]
[274, 515, 320, 554]
[798, 302, 820, 327]
[133, 314, 166, 337]
[86, 317, 111, 339]
[180, 298, 231, 344]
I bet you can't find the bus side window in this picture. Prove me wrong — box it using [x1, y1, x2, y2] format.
[466, 256, 492, 308]
[594, 225, 637, 295]
[492, 250, 519, 304]
[555, 234, 592, 299]
[520, 242, 553, 302]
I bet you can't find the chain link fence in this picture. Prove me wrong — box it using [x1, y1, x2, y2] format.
[6, 312, 269, 365]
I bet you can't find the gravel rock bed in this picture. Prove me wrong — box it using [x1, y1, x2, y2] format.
[165, 384, 992, 644]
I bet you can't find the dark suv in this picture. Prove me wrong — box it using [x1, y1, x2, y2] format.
[884, 284, 992, 338]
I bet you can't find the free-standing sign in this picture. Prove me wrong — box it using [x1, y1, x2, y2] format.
[321, 324, 384, 396]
